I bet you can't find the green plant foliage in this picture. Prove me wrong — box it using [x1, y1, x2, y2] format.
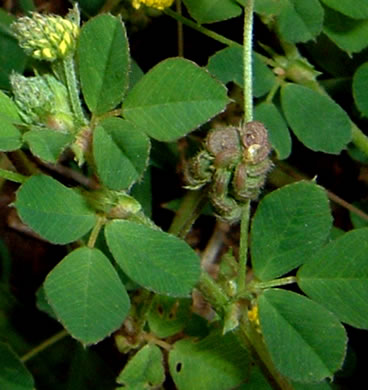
[130, 168, 152, 217]
[292, 382, 333, 390]
[0, 114, 22, 151]
[123, 58, 229, 141]
[15, 175, 96, 244]
[147, 295, 192, 338]
[78, 14, 130, 115]
[323, 7, 368, 54]
[298, 228, 368, 330]
[0, 342, 34, 390]
[281, 83, 351, 154]
[105, 220, 200, 297]
[254, 102, 291, 159]
[182, 0, 242, 24]
[237, 366, 272, 390]
[0, 10, 27, 89]
[116, 344, 165, 389]
[254, 0, 282, 16]
[0, 90, 21, 120]
[277, 0, 324, 43]
[78, 0, 105, 16]
[207, 46, 275, 97]
[36, 286, 57, 320]
[258, 289, 347, 382]
[353, 62, 368, 117]
[169, 331, 251, 390]
[44, 247, 130, 345]
[23, 128, 73, 163]
[320, 0, 368, 19]
[93, 118, 150, 190]
[251, 181, 332, 281]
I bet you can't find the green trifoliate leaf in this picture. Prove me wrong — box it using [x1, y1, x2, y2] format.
[105, 220, 200, 297]
[0, 90, 21, 120]
[0, 342, 34, 390]
[15, 174, 96, 244]
[353, 62, 368, 118]
[0, 114, 22, 151]
[207, 47, 275, 97]
[93, 118, 150, 190]
[281, 83, 351, 154]
[23, 127, 73, 163]
[169, 331, 251, 390]
[259, 289, 347, 382]
[116, 344, 165, 389]
[44, 247, 130, 345]
[320, 0, 368, 19]
[323, 7, 368, 54]
[78, 14, 130, 115]
[277, 0, 324, 43]
[251, 181, 332, 281]
[11, 6, 79, 61]
[10, 73, 74, 131]
[298, 228, 368, 330]
[123, 58, 230, 142]
[182, 0, 242, 24]
[254, 102, 291, 160]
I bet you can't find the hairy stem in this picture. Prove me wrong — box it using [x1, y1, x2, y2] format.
[243, 0, 254, 122]
[168, 189, 209, 239]
[237, 200, 251, 293]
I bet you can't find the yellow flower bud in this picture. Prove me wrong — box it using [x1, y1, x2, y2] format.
[132, 0, 174, 11]
[11, 6, 80, 62]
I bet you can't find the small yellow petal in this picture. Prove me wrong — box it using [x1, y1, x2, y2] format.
[55, 22, 65, 33]
[42, 47, 54, 59]
[63, 31, 71, 46]
[58, 40, 68, 55]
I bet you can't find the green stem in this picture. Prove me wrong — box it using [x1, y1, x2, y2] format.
[168, 189, 208, 238]
[236, 317, 294, 390]
[176, 0, 184, 57]
[253, 276, 297, 290]
[237, 200, 251, 293]
[164, 8, 241, 48]
[21, 330, 68, 363]
[60, 55, 87, 127]
[197, 271, 229, 317]
[0, 168, 27, 184]
[87, 215, 105, 248]
[243, 0, 254, 122]
[351, 122, 368, 156]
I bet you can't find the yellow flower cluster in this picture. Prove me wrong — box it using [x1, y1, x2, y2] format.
[12, 12, 79, 61]
[132, 0, 175, 10]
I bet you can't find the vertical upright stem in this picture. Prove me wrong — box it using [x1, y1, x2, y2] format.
[237, 199, 250, 292]
[176, 0, 184, 57]
[61, 55, 88, 127]
[237, 0, 254, 293]
[243, 0, 254, 122]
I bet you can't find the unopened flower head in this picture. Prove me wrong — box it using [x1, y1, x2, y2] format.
[10, 73, 74, 132]
[12, 11, 79, 61]
[132, 0, 174, 11]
